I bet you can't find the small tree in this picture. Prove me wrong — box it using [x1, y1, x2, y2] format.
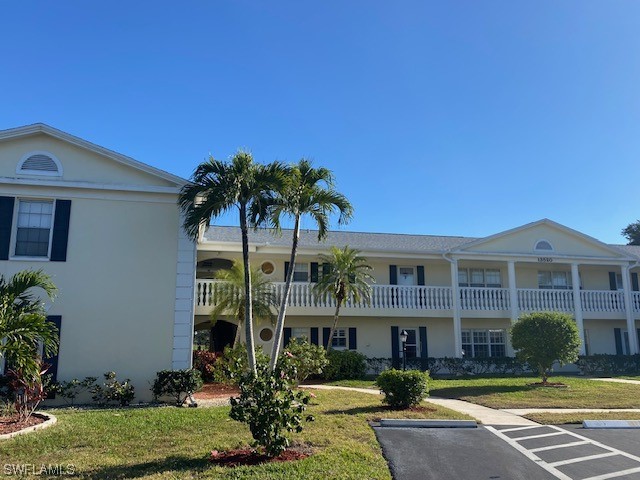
[622, 221, 640, 246]
[511, 312, 581, 384]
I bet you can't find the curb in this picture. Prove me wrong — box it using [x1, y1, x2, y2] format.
[379, 419, 477, 428]
[0, 412, 57, 441]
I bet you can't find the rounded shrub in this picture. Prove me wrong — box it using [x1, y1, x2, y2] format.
[322, 350, 367, 380]
[376, 369, 429, 409]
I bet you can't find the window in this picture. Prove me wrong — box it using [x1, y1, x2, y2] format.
[458, 268, 502, 287]
[291, 327, 309, 340]
[14, 200, 54, 257]
[534, 240, 553, 251]
[615, 273, 624, 291]
[293, 263, 309, 282]
[260, 261, 275, 276]
[538, 271, 571, 290]
[259, 327, 273, 342]
[332, 328, 347, 348]
[461, 329, 506, 358]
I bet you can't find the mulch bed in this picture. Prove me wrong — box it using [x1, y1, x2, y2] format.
[0, 414, 45, 436]
[209, 446, 311, 467]
[194, 383, 239, 400]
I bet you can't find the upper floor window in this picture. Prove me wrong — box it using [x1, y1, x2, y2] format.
[458, 268, 502, 288]
[14, 200, 54, 257]
[534, 240, 553, 251]
[17, 151, 63, 177]
[538, 270, 571, 290]
[293, 263, 309, 282]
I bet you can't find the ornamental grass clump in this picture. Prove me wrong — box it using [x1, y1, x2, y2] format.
[376, 369, 429, 409]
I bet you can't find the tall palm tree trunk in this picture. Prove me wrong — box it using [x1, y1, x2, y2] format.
[269, 215, 301, 370]
[240, 204, 257, 374]
[326, 301, 342, 352]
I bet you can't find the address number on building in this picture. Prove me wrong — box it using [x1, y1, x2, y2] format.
[537, 257, 554, 263]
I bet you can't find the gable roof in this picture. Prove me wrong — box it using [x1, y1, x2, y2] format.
[0, 123, 186, 186]
[453, 218, 633, 259]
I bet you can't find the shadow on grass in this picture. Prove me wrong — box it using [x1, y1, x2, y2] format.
[324, 405, 390, 415]
[78, 456, 211, 479]
[430, 384, 533, 398]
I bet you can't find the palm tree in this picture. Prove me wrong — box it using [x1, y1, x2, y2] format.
[179, 151, 287, 373]
[313, 246, 374, 351]
[210, 261, 277, 346]
[0, 270, 59, 376]
[259, 159, 353, 369]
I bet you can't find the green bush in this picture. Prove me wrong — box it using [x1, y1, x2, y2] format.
[323, 350, 367, 380]
[576, 354, 640, 375]
[152, 369, 203, 406]
[283, 338, 328, 384]
[90, 372, 135, 406]
[229, 354, 314, 457]
[192, 350, 219, 383]
[511, 312, 581, 383]
[49, 376, 97, 405]
[376, 369, 429, 409]
[207, 343, 270, 385]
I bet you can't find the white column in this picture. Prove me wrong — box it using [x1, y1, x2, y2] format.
[508, 261, 518, 323]
[450, 259, 462, 358]
[571, 263, 586, 355]
[621, 265, 638, 354]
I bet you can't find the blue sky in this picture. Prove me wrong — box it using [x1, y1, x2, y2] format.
[2, 1, 639, 243]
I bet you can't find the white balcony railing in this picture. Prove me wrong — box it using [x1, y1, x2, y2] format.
[195, 280, 638, 315]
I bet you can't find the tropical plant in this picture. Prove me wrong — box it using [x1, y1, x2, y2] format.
[209, 260, 277, 345]
[152, 369, 203, 406]
[258, 159, 352, 370]
[511, 312, 581, 384]
[7, 361, 50, 421]
[313, 246, 374, 350]
[622, 221, 640, 246]
[283, 337, 328, 384]
[179, 152, 287, 373]
[0, 270, 59, 377]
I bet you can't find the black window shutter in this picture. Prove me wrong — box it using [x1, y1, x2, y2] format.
[391, 326, 399, 368]
[310, 327, 319, 346]
[283, 327, 292, 346]
[322, 327, 331, 348]
[0, 196, 15, 260]
[637, 329, 640, 352]
[632, 273, 639, 292]
[50, 200, 71, 262]
[45, 315, 62, 398]
[310, 262, 319, 283]
[284, 262, 290, 281]
[390, 265, 398, 285]
[614, 328, 623, 355]
[417, 266, 425, 286]
[348, 327, 357, 350]
[609, 272, 617, 291]
[419, 326, 428, 358]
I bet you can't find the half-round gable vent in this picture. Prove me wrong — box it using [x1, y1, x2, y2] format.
[17, 152, 63, 176]
[534, 240, 553, 251]
[22, 154, 58, 172]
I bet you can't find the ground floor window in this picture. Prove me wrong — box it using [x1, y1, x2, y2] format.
[332, 328, 347, 348]
[461, 329, 506, 358]
[291, 327, 309, 341]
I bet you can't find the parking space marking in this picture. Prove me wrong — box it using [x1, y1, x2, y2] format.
[487, 425, 640, 480]
[549, 452, 619, 467]
[530, 441, 591, 453]
[582, 466, 640, 480]
[501, 425, 546, 433]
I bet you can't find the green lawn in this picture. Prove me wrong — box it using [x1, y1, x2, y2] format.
[0, 390, 469, 479]
[524, 412, 640, 425]
[429, 376, 640, 409]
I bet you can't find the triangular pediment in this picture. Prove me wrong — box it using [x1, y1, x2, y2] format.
[0, 124, 185, 190]
[455, 219, 629, 259]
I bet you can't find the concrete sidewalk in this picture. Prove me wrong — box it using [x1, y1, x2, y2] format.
[589, 377, 640, 385]
[303, 384, 537, 425]
[504, 407, 640, 415]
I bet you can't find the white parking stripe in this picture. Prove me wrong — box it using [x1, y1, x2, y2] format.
[548, 452, 619, 467]
[582, 466, 640, 480]
[500, 425, 548, 433]
[486, 426, 573, 480]
[529, 441, 590, 453]
[513, 431, 567, 442]
[546, 426, 640, 464]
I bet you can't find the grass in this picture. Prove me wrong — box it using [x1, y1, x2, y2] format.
[0, 389, 469, 479]
[524, 412, 640, 425]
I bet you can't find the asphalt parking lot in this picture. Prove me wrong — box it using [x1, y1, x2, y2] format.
[374, 424, 640, 480]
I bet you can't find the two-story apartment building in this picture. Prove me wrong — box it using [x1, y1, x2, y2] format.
[195, 223, 640, 365]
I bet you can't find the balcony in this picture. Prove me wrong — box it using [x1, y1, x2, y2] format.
[194, 280, 640, 318]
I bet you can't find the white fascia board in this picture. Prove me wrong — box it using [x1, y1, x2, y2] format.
[0, 123, 187, 187]
[450, 251, 635, 265]
[0, 176, 181, 194]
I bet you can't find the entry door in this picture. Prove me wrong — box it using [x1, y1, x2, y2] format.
[397, 267, 415, 286]
[400, 328, 418, 359]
